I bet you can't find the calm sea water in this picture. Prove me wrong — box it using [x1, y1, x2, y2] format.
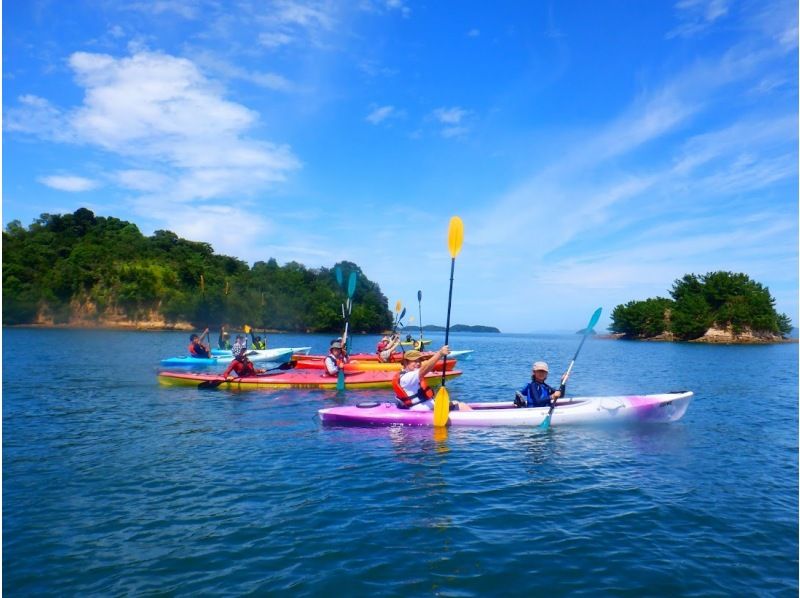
[4, 328, 797, 596]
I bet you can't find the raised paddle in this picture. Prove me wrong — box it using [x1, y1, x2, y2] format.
[394, 307, 407, 331]
[433, 216, 464, 427]
[417, 290, 424, 345]
[539, 307, 602, 430]
[335, 265, 343, 288]
[338, 270, 358, 391]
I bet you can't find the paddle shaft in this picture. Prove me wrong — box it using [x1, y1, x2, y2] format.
[441, 257, 456, 386]
[417, 290, 423, 344]
[541, 308, 601, 428]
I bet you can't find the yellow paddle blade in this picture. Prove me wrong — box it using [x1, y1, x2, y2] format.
[395, 300, 402, 313]
[447, 216, 464, 258]
[243, 324, 251, 334]
[433, 386, 450, 427]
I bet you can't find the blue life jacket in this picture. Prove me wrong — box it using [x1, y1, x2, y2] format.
[520, 380, 555, 407]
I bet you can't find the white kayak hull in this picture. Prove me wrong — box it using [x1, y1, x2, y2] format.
[319, 391, 693, 427]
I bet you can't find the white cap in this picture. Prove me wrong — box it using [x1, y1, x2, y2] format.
[532, 361, 549, 372]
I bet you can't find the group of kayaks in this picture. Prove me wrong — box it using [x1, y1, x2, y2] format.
[157, 342, 693, 428]
[157, 348, 465, 390]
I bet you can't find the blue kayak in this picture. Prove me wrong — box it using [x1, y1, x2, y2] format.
[161, 347, 295, 367]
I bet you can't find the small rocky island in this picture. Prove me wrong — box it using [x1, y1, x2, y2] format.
[608, 272, 793, 344]
[405, 324, 501, 333]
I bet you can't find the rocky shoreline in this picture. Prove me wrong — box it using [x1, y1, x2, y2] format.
[597, 326, 796, 344]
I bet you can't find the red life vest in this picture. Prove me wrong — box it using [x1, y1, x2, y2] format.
[189, 342, 209, 357]
[231, 359, 256, 377]
[392, 370, 434, 408]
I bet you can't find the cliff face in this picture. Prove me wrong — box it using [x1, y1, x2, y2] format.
[693, 326, 786, 344]
[606, 325, 789, 344]
[32, 301, 193, 330]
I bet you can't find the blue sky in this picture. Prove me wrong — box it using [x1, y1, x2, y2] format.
[4, 0, 798, 332]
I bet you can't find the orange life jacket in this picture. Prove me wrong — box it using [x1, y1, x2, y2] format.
[392, 370, 434, 408]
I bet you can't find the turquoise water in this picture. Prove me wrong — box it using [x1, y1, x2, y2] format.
[4, 328, 797, 595]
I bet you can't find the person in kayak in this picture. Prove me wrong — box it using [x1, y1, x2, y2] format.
[222, 350, 265, 379]
[514, 361, 563, 407]
[392, 347, 471, 411]
[249, 328, 267, 349]
[188, 328, 211, 358]
[218, 325, 231, 350]
[324, 340, 348, 376]
[376, 333, 401, 362]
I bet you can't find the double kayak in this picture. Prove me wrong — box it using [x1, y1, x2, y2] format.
[158, 368, 463, 390]
[293, 357, 456, 372]
[160, 347, 295, 367]
[318, 391, 693, 427]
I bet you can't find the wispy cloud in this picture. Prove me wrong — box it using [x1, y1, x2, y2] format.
[126, 0, 203, 19]
[38, 175, 100, 192]
[366, 105, 397, 124]
[432, 106, 472, 138]
[667, 0, 730, 39]
[256, 0, 338, 50]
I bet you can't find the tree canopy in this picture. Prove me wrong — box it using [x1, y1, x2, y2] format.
[609, 271, 792, 340]
[3, 209, 393, 332]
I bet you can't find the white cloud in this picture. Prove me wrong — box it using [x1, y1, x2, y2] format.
[38, 175, 100, 192]
[9, 50, 301, 227]
[366, 105, 396, 124]
[191, 50, 295, 91]
[126, 0, 200, 19]
[467, 28, 480, 37]
[432, 107, 472, 138]
[667, 0, 730, 38]
[5, 95, 73, 141]
[259, 31, 294, 48]
[433, 106, 469, 125]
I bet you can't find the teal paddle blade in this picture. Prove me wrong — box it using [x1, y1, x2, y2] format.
[347, 271, 357, 298]
[337, 368, 345, 391]
[539, 412, 552, 430]
[335, 266, 343, 287]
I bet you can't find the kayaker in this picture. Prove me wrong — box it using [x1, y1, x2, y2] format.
[377, 333, 401, 362]
[222, 353, 264, 379]
[392, 347, 471, 411]
[514, 361, 563, 408]
[188, 328, 211, 358]
[218, 325, 231, 350]
[324, 340, 348, 376]
[232, 334, 248, 358]
[249, 328, 266, 350]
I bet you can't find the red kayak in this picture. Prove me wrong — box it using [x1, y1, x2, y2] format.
[158, 368, 462, 390]
[293, 352, 430, 363]
[293, 358, 456, 372]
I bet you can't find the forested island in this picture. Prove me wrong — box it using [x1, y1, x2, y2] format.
[609, 272, 792, 343]
[3, 209, 393, 333]
[404, 324, 501, 333]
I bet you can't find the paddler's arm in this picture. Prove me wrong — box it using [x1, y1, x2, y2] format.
[418, 345, 449, 378]
[222, 360, 236, 379]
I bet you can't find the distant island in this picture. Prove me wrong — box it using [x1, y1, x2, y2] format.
[403, 324, 501, 333]
[609, 271, 792, 344]
[3, 208, 393, 333]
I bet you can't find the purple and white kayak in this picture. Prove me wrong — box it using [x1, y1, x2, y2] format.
[318, 391, 693, 427]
